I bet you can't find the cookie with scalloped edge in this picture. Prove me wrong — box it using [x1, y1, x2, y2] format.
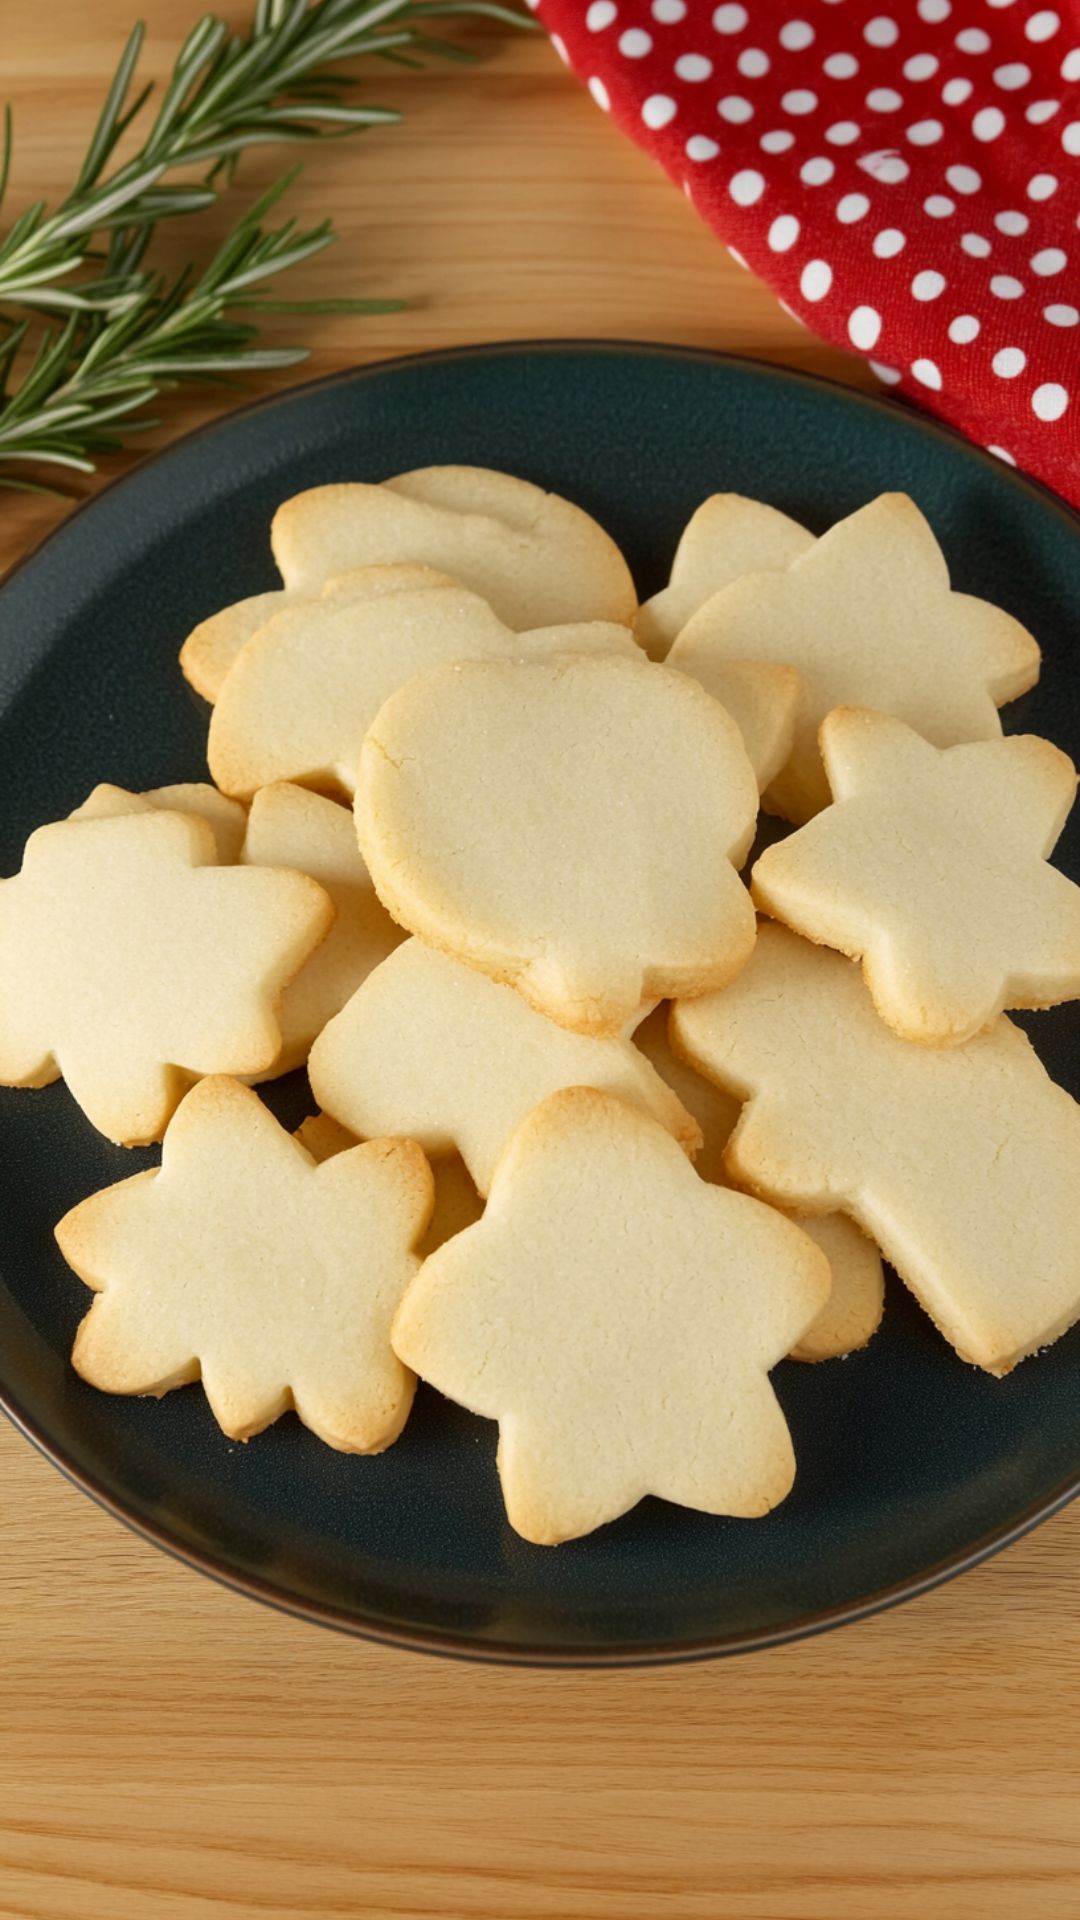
[392, 1086, 830, 1544]
[356, 651, 760, 1035]
[668, 494, 1041, 823]
[671, 923, 1080, 1375]
[635, 1003, 884, 1363]
[308, 938, 701, 1195]
[0, 808, 332, 1144]
[636, 494, 813, 661]
[57, 1077, 431, 1451]
[752, 709, 1080, 1045]
[208, 575, 639, 802]
[71, 781, 248, 864]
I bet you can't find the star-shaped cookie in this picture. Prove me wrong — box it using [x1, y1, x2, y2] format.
[636, 493, 813, 660]
[672, 923, 1080, 1375]
[296, 1110, 483, 1260]
[392, 1087, 829, 1544]
[0, 808, 332, 1143]
[71, 780, 248, 863]
[752, 710, 1080, 1044]
[56, 1078, 432, 1451]
[667, 494, 1041, 822]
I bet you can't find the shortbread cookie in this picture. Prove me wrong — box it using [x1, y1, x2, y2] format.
[636, 495, 813, 660]
[672, 923, 1080, 1374]
[392, 1087, 830, 1544]
[208, 577, 639, 801]
[241, 783, 404, 1072]
[296, 1109, 483, 1258]
[180, 562, 459, 704]
[356, 652, 760, 1034]
[309, 938, 701, 1194]
[635, 1003, 884, 1361]
[752, 710, 1080, 1045]
[685, 659, 801, 794]
[294, 1110, 357, 1163]
[71, 781, 248, 864]
[0, 809, 332, 1144]
[668, 495, 1041, 822]
[57, 1077, 431, 1451]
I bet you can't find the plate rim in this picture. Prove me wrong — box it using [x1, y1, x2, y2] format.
[2, 336, 1079, 1667]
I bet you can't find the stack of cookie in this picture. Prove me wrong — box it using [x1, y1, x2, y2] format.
[6, 467, 1079, 1546]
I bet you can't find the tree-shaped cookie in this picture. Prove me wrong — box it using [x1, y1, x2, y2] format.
[356, 652, 760, 1035]
[392, 1087, 829, 1544]
[56, 1078, 432, 1451]
[0, 809, 332, 1143]
[635, 1003, 884, 1363]
[672, 923, 1080, 1375]
[308, 938, 701, 1193]
[207, 575, 640, 801]
[752, 710, 1080, 1045]
[636, 494, 813, 660]
[181, 463, 637, 702]
[667, 495, 1041, 822]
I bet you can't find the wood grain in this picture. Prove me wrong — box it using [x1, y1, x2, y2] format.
[1, 7, 1078, 1918]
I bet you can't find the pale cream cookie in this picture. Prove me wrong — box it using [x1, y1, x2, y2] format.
[308, 938, 701, 1194]
[71, 781, 248, 864]
[752, 709, 1080, 1045]
[0, 809, 332, 1144]
[392, 1087, 829, 1544]
[667, 494, 1041, 822]
[636, 494, 813, 660]
[296, 1108, 483, 1260]
[672, 923, 1080, 1375]
[355, 652, 760, 1035]
[56, 1077, 431, 1451]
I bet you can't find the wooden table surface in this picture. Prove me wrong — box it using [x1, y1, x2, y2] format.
[2, 7, 1078, 1917]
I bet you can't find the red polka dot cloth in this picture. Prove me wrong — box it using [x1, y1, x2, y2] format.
[536, 0, 1080, 505]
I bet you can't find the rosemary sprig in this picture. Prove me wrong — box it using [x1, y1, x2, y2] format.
[0, 0, 531, 491]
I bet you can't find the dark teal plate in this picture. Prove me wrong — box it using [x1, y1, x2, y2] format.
[1, 343, 1078, 1665]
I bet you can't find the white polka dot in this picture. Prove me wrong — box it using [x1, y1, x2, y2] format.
[912, 358, 943, 390]
[586, 0, 617, 28]
[918, 0, 950, 18]
[1031, 249, 1068, 278]
[836, 192, 870, 224]
[946, 164, 981, 194]
[1044, 303, 1078, 326]
[865, 17, 899, 47]
[848, 305, 883, 349]
[713, 3, 747, 31]
[991, 274, 1025, 298]
[738, 47, 770, 76]
[826, 120, 861, 145]
[801, 155, 835, 184]
[924, 194, 955, 217]
[782, 89, 818, 115]
[1026, 99, 1060, 123]
[867, 88, 903, 112]
[961, 232, 992, 257]
[1026, 10, 1060, 39]
[873, 227, 906, 257]
[642, 93, 678, 128]
[718, 93, 753, 121]
[942, 77, 973, 105]
[859, 150, 909, 182]
[905, 54, 939, 80]
[912, 269, 946, 300]
[1060, 48, 1080, 81]
[992, 347, 1027, 377]
[800, 258, 833, 301]
[620, 27, 652, 55]
[948, 313, 981, 342]
[824, 52, 858, 79]
[780, 19, 815, 51]
[1028, 172, 1058, 199]
[996, 64, 1032, 91]
[1062, 121, 1080, 155]
[907, 118, 944, 143]
[652, 0, 685, 17]
[588, 75, 611, 110]
[973, 106, 1006, 140]
[956, 27, 990, 52]
[550, 33, 569, 62]
[1033, 383, 1069, 421]
[987, 445, 1017, 464]
[675, 51, 713, 79]
[871, 360, 903, 385]
[760, 129, 796, 152]
[995, 209, 1029, 234]
[686, 133, 720, 159]
[729, 167, 765, 204]
[768, 214, 800, 252]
